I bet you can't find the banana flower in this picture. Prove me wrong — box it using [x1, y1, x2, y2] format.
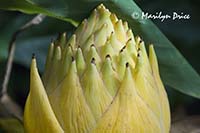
[24, 4, 170, 133]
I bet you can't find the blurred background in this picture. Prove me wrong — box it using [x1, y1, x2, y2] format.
[0, 0, 199, 131]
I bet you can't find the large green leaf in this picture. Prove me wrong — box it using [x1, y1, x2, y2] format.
[0, 0, 78, 26]
[0, 0, 200, 98]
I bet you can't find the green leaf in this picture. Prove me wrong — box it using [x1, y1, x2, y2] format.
[0, 0, 199, 98]
[0, 0, 78, 26]
[0, 118, 24, 133]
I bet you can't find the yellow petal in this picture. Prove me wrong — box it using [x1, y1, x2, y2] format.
[149, 45, 171, 132]
[66, 34, 76, 50]
[126, 37, 137, 60]
[76, 47, 86, 76]
[95, 5, 113, 35]
[93, 64, 161, 132]
[100, 40, 115, 59]
[42, 42, 54, 87]
[94, 24, 108, 47]
[110, 13, 118, 24]
[101, 55, 120, 96]
[114, 20, 127, 43]
[81, 59, 112, 120]
[86, 45, 101, 69]
[134, 50, 162, 125]
[110, 31, 124, 53]
[49, 60, 96, 132]
[24, 58, 64, 133]
[45, 46, 62, 94]
[76, 10, 97, 45]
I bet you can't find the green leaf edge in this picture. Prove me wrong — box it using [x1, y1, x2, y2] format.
[0, 0, 79, 26]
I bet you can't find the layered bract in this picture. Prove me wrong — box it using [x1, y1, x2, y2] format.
[24, 4, 170, 133]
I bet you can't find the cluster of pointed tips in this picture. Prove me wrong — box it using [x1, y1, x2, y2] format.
[24, 4, 170, 133]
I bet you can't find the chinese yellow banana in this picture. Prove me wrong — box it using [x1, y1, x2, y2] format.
[24, 4, 171, 133]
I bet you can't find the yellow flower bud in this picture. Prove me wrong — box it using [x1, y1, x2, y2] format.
[24, 4, 170, 133]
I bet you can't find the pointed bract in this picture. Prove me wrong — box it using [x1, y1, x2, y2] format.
[93, 66, 161, 132]
[81, 62, 112, 120]
[24, 58, 64, 133]
[149, 45, 171, 132]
